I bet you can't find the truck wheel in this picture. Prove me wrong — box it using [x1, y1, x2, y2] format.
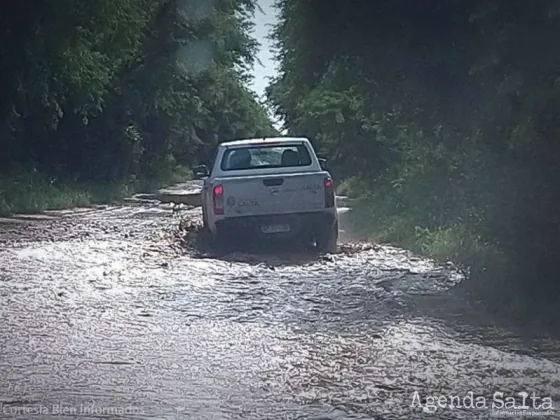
[210, 227, 229, 253]
[199, 207, 213, 247]
[316, 221, 338, 253]
[202, 206, 209, 231]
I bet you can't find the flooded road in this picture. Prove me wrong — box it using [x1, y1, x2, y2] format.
[0, 191, 559, 419]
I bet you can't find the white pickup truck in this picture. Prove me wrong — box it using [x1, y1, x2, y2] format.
[193, 137, 338, 252]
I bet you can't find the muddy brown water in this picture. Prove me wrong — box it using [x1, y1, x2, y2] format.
[0, 195, 559, 419]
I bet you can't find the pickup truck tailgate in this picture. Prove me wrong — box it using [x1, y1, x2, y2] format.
[220, 173, 326, 217]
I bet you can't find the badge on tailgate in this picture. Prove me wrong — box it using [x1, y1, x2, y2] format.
[237, 199, 259, 207]
[226, 196, 259, 208]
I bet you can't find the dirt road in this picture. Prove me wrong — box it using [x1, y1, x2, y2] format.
[0, 188, 559, 419]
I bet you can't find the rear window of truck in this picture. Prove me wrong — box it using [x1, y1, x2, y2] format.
[220, 144, 313, 171]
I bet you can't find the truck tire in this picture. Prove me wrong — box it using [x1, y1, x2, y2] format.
[202, 206, 209, 231]
[316, 220, 338, 253]
[210, 226, 229, 253]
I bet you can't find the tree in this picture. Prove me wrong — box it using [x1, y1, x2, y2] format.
[0, 0, 276, 182]
[268, 0, 560, 322]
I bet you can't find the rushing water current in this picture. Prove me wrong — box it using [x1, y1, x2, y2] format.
[0, 198, 559, 420]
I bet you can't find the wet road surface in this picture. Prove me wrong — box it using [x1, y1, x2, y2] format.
[0, 194, 559, 419]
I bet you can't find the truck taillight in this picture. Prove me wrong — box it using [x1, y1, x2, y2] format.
[324, 177, 335, 208]
[213, 184, 224, 215]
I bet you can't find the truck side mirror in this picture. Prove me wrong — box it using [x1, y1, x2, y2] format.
[193, 164, 209, 179]
[318, 157, 328, 170]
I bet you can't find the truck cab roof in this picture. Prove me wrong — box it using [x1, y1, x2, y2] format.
[219, 137, 310, 148]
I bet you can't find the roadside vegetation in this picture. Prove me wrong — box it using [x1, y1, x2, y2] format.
[267, 0, 560, 330]
[0, 0, 277, 215]
[0, 166, 193, 216]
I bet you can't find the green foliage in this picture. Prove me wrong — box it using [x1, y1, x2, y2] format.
[269, 0, 560, 326]
[0, 171, 129, 216]
[0, 164, 194, 216]
[0, 0, 276, 190]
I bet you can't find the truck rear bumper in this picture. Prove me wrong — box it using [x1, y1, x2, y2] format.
[214, 210, 336, 240]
